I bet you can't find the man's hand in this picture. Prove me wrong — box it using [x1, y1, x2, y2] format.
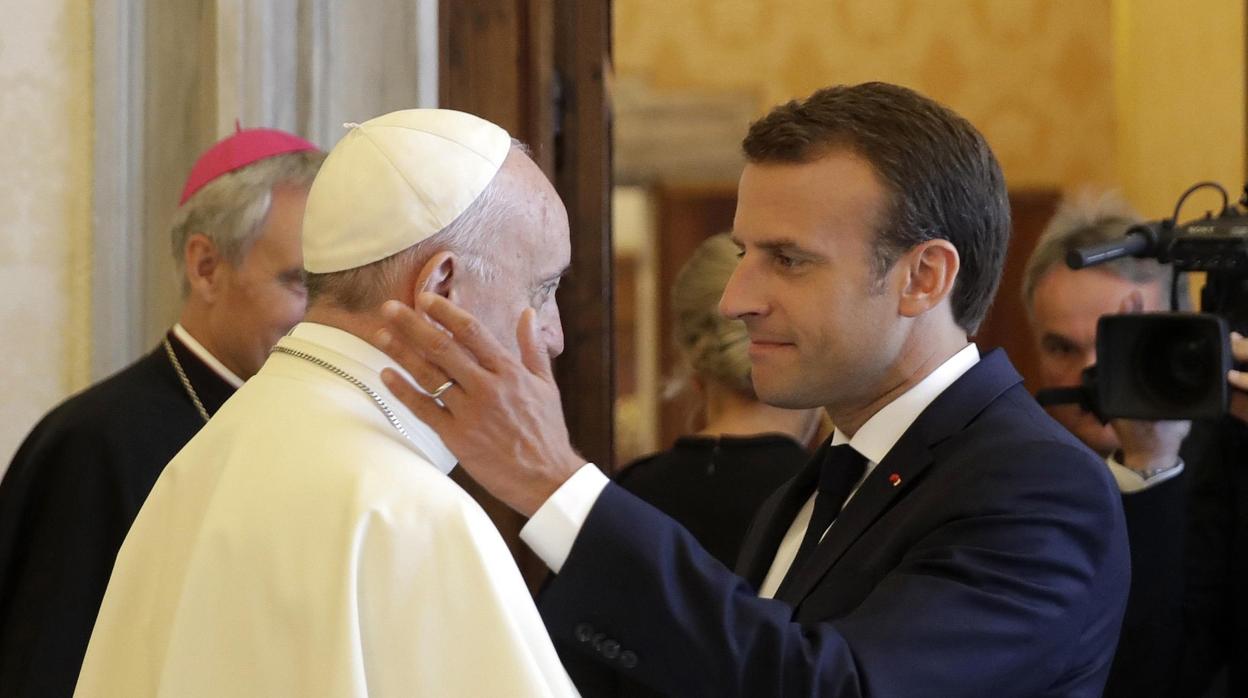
[373, 293, 587, 517]
[1111, 418, 1190, 477]
[1229, 331, 1248, 425]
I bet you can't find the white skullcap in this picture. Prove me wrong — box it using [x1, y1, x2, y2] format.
[302, 109, 512, 273]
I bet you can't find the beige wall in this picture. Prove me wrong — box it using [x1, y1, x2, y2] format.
[0, 1, 94, 464]
[616, 0, 1120, 191]
[0, 0, 439, 470]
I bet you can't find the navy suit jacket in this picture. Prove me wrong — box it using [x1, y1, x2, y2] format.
[540, 350, 1130, 697]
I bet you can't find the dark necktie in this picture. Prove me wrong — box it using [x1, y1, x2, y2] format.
[785, 444, 868, 579]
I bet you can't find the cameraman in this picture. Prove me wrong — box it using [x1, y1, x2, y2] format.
[1022, 191, 1248, 697]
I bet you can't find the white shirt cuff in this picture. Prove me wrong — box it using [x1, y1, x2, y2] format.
[1108, 455, 1185, 494]
[519, 463, 610, 573]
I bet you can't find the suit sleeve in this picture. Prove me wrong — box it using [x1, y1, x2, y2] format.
[538, 441, 1127, 698]
[1102, 471, 1187, 698]
[1173, 419, 1240, 693]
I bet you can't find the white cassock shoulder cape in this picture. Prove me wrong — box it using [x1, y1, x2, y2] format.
[76, 323, 579, 697]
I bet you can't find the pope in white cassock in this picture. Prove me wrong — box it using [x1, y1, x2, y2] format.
[76, 110, 580, 697]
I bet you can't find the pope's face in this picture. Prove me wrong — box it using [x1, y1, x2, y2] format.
[211, 185, 309, 378]
[719, 151, 907, 415]
[458, 151, 569, 360]
[1028, 264, 1166, 455]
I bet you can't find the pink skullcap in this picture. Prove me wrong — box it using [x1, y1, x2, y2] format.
[178, 126, 319, 205]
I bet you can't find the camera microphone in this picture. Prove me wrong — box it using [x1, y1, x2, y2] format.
[1065, 223, 1162, 270]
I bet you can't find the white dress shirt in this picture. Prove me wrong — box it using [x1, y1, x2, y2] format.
[172, 322, 244, 388]
[521, 343, 981, 599]
[1108, 453, 1185, 493]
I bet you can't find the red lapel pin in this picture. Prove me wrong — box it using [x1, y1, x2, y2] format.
[888, 473, 902, 487]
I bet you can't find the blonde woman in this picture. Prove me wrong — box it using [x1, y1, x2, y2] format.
[614, 233, 822, 567]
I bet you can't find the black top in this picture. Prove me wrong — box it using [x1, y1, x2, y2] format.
[0, 332, 235, 698]
[1107, 417, 1248, 698]
[615, 434, 811, 569]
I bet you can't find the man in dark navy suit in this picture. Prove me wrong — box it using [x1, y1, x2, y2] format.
[375, 83, 1131, 697]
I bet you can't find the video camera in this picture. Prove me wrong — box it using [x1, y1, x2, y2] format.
[1035, 181, 1248, 421]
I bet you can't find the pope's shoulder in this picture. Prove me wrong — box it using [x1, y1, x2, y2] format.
[180, 368, 484, 524]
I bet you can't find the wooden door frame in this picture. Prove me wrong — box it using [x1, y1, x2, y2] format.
[440, 0, 613, 589]
[440, 0, 613, 468]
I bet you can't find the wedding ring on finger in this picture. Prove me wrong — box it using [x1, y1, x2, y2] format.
[429, 379, 456, 400]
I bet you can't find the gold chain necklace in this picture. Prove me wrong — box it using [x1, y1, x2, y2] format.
[164, 337, 211, 424]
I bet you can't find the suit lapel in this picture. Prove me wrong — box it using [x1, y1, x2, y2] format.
[734, 439, 829, 589]
[776, 349, 1023, 605]
[775, 437, 933, 604]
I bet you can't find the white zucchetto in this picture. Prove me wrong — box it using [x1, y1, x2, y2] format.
[302, 109, 512, 273]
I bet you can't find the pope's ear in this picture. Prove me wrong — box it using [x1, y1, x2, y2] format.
[410, 251, 456, 305]
[184, 233, 223, 301]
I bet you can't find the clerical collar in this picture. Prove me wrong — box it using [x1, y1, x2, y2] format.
[172, 323, 244, 388]
[280, 322, 458, 475]
[832, 343, 980, 465]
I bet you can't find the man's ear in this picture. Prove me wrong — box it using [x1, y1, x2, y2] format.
[897, 239, 960, 318]
[184, 233, 223, 302]
[408, 251, 456, 306]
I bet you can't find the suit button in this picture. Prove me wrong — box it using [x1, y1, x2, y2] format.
[574, 623, 593, 643]
[619, 650, 638, 669]
[601, 640, 620, 659]
[591, 632, 607, 651]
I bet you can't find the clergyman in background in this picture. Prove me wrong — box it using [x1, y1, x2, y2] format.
[0, 128, 322, 698]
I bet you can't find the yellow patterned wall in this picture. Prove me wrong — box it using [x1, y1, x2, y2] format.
[1113, 0, 1244, 219]
[615, 0, 1117, 191]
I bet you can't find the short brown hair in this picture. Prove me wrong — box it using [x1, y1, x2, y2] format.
[742, 82, 1011, 333]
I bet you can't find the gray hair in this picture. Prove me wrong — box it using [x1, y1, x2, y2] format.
[171, 149, 325, 295]
[670, 233, 754, 397]
[305, 141, 528, 312]
[1021, 190, 1186, 312]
